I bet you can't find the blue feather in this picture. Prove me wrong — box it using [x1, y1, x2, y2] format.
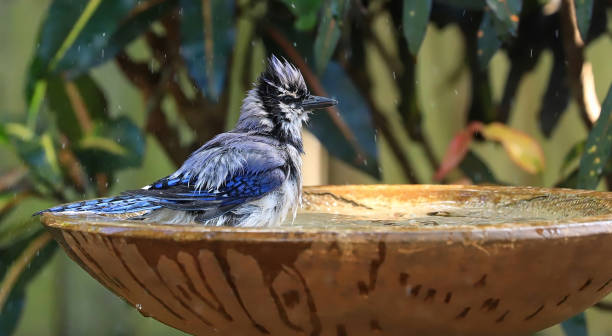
[35, 196, 162, 216]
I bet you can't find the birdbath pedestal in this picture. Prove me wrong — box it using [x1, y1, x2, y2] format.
[41, 185, 612, 336]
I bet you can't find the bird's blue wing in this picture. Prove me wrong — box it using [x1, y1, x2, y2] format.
[124, 165, 288, 220]
[34, 195, 163, 215]
[34, 167, 286, 219]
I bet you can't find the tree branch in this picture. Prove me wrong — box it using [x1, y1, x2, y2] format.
[115, 51, 160, 94]
[0, 167, 28, 192]
[57, 135, 88, 193]
[115, 51, 188, 165]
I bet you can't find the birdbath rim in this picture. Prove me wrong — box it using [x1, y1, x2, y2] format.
[41, 184, 612, 243]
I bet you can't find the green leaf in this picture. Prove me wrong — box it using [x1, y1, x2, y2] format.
[577, 84, 612, 189]
[556, 168, 578, 188]
[72, 74, 108, 121]
[397, 59, 423, 140]
[54, 0, 139, 74]
[47, 74, 108, 141]
[308, 62, 380, 178]
[480, 122, 546, 174]
[75, 116, 145, 175]
[0, 215, 42, 250]
[313, 0, 350, 75]
[0, 124, 7, 145]
[79, 136, 128, 156]
[0, 194, 16, 216]
[3, 124, 33, 143]
[485, 0, 521, 37]
[561, 313, 588, 336]
[26, 0, 139, 127]
[0, 290, 25, 336]
[0, 232, 57, 335]
[281, 0, 323, 31]
[561, 140, 586, 174]
[26, 0, 85, 102]
[459, 151, 499, 184]
[61, 0, 179, 76]
[477, 12, 502, 69]
[402, 0, 432, 55]
[9, 133, 62, 188]
[0, 198, 57, 249]
[539, 55, 570, 137]
[574, 0, 593, 42]
[179, 0, 235, 100]
[0, 193, 29, 220]
[435, 0, 485, 10]
[46, 76, 82, 140]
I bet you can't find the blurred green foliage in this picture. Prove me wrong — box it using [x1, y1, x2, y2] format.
[0, 0, 610, 335]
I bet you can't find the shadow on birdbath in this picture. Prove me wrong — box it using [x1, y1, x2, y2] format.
[41, 185, 612, 336]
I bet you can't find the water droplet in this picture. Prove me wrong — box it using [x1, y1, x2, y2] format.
[102, 32, 107, 37]
[392, 72, 396, 79]
[293, 42, 297, 47]
[529, 49, 533, 58]
[291, 3, 295, 8]
[454, 89, 459, 95]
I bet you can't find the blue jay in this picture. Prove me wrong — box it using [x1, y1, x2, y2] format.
[36, 55, 337, 226]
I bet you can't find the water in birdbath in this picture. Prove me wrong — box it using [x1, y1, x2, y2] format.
[50, 187, 611, 231]
[288, 189, 612, 230]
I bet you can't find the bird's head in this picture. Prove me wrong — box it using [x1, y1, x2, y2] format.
[235, 55, 337, 148]
[258, 55, 337, 122]
[234, 56, 336, 144]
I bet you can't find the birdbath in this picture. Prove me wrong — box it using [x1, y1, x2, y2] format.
[41, 185, 612, 336]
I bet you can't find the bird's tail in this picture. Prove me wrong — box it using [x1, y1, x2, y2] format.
[34, 195, 162, 216]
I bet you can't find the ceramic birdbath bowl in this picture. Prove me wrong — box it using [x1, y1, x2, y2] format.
[41, 185, 612, 336]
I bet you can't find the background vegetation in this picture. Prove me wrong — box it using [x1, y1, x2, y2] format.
[0, 0, 611, 335]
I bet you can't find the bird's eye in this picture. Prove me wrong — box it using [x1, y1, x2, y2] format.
[281, 96, 296, 104]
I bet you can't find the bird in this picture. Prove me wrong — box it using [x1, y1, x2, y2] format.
[36, 55, 337, 226]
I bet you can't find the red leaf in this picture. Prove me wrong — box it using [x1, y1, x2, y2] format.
[434, 122, 483, 181]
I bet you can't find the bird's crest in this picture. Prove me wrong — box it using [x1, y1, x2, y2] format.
[259, 55, 308, 97]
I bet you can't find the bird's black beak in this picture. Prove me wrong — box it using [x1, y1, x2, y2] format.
[301, 95, 338, 110]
